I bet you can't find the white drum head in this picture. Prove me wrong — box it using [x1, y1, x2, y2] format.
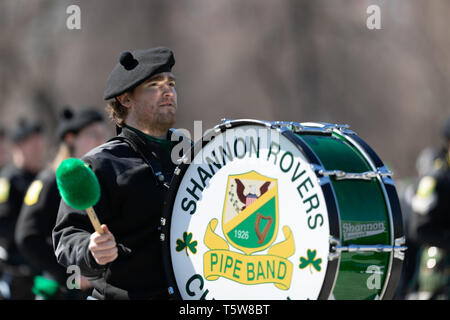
[169, 124, 331, 299]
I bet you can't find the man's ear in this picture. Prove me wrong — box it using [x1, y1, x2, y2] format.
[116, 92, 133, 109]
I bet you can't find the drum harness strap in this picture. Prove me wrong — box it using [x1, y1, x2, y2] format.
[108, 127, 172, 189]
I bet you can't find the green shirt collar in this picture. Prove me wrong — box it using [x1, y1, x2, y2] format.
[124, 124, 174, 152]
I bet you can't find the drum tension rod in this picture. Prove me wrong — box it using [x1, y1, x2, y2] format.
[328, 237, 407, 261]
[312, 164, 393, 181]
[270, 122, 352, 134]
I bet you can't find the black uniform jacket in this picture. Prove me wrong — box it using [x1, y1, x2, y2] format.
[15, 168, 67, 284]
[415, 150, 450, 250]
[52, 126, 183, 299]
[0, 164, 36, 266]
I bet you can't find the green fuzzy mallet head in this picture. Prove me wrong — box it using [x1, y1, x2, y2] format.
[56, 158, 101, 210]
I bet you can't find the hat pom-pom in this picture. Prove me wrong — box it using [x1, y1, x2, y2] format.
[119, 51, 138, 71]
[61, 107, 74, 120]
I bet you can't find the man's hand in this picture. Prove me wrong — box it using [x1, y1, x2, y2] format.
[80, 276, 93, 291]
[88, 224, 118, 265]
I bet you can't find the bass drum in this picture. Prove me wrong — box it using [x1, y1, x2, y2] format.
[160, 119, 406, 300]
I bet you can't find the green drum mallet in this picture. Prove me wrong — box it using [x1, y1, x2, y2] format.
[56, 158, 103, 234]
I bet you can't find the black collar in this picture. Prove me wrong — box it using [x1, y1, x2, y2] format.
[115, 127, 169, 187]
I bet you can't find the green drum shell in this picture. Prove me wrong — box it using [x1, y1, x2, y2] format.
[297, 132, 392, 300]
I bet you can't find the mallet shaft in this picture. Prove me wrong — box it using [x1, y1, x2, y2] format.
[86, 207, 104, 234]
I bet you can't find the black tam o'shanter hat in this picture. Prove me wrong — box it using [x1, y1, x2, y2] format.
[10, 118, 43, 143]
[103, 46, 175, 100]
[56, 107, 103, 141]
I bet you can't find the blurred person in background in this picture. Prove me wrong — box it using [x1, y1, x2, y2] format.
[395, 146, 438, 299]
[0, 127, 7, 289]
[0, 127, 8, 171]
[409, 116, 450, 299]
[0, 118, 46, 299]
[15, 107, 107, 300]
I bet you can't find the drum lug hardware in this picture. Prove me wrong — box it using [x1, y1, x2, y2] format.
[394, 236, 406, 246]
[394, 237, 407, 260]
[329, 237, 407, 260]
[219, 118, 234, 129]
[220, 118, 233, 123]
[377, 165, 392, 176]
[270, 121, 303, 132]
[288, 122, 304, 132]
[160, 217, 166, 226]
[160, 233, 166, 242]
[318, 176, 331, 186]
[174, 167, 181, 176]
[382, 176, 395, 186]
[378, 166, 396, 185]
[319, 123, 350, 133]
[328, 237, 341, 261]
[340, 128, 356, 135]
[312, 164, 393, 181]
[297, 126, 331, 135]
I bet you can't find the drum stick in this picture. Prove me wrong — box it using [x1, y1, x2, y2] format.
[56, 158, 104, 234]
